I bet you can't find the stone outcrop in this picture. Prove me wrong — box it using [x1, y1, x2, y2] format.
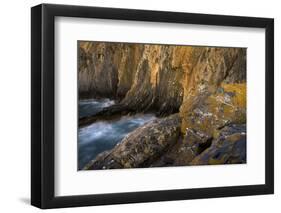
[180, 83, 246, 138]
[190, 124, 246, 165]
[79, 41, 247, 169]
[79, 42, 246, 120]
[84, 114, 181, 170]
[147, 83, 246, 167]
[79, 42, 188, 116]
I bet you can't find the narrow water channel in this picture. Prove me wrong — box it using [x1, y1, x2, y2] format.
[78, 99, 156, 170]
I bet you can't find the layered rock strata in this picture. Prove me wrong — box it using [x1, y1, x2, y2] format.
[79, 41, 247, 169]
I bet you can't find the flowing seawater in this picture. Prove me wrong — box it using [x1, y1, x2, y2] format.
[78, 99, 155, 170]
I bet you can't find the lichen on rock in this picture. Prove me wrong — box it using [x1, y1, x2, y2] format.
[84, 114, 181, 170]
[190, 124, 246, 165]
[78, 41, 247, 169]
[180, 83, 246, 136]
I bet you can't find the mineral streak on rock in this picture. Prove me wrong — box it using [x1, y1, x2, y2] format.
[79, 41, 247, 169]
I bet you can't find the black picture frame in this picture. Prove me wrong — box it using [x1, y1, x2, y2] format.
[31, 3, 274, 209]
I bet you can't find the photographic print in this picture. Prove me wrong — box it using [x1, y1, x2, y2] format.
[78, 41, 246, 171]
[31, 5, 274, 208]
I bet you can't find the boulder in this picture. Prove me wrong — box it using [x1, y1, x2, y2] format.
[152, 83, 246, 167]
[84, 114, 181, 170]
[190, 124, 246, 165]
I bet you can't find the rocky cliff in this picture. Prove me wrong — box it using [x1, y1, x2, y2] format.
[79, 41, 247, 169]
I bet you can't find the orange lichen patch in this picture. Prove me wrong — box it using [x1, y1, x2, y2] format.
[207, 83, 246, 125]
[180, 83, 246, 135]
[220, 83, 246, 108]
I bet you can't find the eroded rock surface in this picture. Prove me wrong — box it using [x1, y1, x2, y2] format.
[190, 124, 246, 165]
[148, 84, 246, 167]
[79, 42, 247, 169]
[181, 83, 246, 136]
[79, 42, 246, 119]
[84, 114, 181, 170]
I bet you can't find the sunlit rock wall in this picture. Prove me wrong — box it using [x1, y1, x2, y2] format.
[78, 41, 246, 118]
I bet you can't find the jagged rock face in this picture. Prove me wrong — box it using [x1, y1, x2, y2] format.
[79, 43, 117, 98]
[180, 48, 246, 93]
[173, 47, 246, 166]
[148, 83, 246, 167]
[120, 45, 186, 115]
[79, 42, 193, 115]
[79, 42, 247, 169]
[79, 42, 246, 117]
[181, 83, 246, 136]
[79, 42, 144, 99]
[83, 114, 246, 169]
[190, 124, 246, 165]
[84, 114, 181, 170]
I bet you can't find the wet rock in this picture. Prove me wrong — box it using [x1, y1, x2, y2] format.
[84, 114, 181, 170]
[79, 103, 131, 127]
[190, 124, 246, 165]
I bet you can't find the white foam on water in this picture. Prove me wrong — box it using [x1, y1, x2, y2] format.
[78, 112, 156, 169]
